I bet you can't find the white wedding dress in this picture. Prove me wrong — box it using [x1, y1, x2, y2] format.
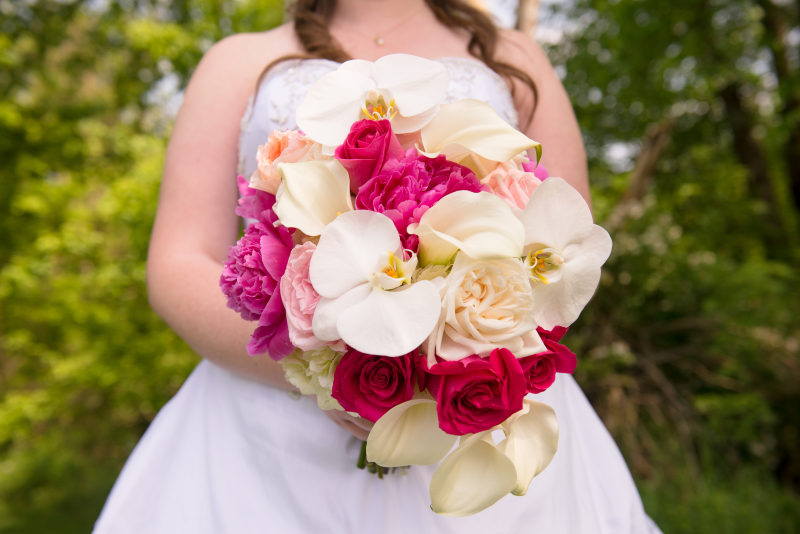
[93, 57, 661, 534]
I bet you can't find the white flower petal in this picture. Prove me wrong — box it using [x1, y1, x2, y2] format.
[337, 280, 441, 357]
[421, 99, 539, 174]
[430, 433, 517, 516]
[411, 191, 525, 264]
[390, 105, 440, 134]
[310, 210, 400, 299]
[498, 400, 559, 496]
[274, 160, 353, 236]
[296, 68, 375, 146]
[520, 177, 595, 250]
[373, 54, 450, 117]
[367, 399, 456, 467]
[311, 285, 372, 342]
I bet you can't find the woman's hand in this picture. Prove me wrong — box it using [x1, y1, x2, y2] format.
[323, 409, 374, 441]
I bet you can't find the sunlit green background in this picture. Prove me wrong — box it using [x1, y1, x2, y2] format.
[1, 1, 798, 532]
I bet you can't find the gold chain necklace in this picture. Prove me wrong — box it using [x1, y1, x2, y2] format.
[337, 6, 427, 47]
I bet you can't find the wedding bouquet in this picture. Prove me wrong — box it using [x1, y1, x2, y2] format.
[220, 54, 612, 516]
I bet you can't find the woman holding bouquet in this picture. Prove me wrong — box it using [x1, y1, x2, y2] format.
[93, 0, 661, 532]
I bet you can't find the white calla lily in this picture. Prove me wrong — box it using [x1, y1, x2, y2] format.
[497, 399, 559, 496]
[518, 177, 613, 329]
[420, 99, 541, 178]
[366, 399, 457, 467]
[429, 433, 517, 516]
[296, 54, 450, 147]
[409, 190, 525, 265]
[309, 210, 441, 356]
[273, 159, 353, 236]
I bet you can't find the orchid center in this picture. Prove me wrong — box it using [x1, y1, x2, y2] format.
[370, 250, 417, 291]
[361, 90, 397, 121]
[524, 247, 564, 284]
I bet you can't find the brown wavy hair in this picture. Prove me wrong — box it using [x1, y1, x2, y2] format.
[262, 0, 538, 126]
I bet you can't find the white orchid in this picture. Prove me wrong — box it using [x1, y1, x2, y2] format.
[409, 190, 525, 266]
[367, 398, 558, 516]
[518, 177, 613, 329]
[273, 159, 353, 236]
[296, 54, 450, 148]
[308, 210, 441, 357]
[420, 99, 541, 178]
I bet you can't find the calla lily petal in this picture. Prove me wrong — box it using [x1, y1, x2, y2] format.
[498, 399, 559, 496]
[309, 210, 400, 299]
[367, 399, 456, 467]
[337, 281, 441, 357]
[429, 433, 517, 516]
[274, 159, 353, 236]
[296, 69, 375, 147]
[411, 191, 525, 265]
[421, 99, 540, 176]
[373, 54, 450, 119]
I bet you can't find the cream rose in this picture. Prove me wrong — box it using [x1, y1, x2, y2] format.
[427, 252, 546, 363]
[250, 130, 323, 195]
[280, 347, 344, 411]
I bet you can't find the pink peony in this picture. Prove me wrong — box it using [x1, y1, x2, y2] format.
[279, 241, 326, 351]
[220, 182, 294, 360]
[355, 151, 485, 250]
[250, 130, 322, 195]
[518, 326, 577, 394]
[425, 348, 526, 435]
[332, 348, 418, 423]
[482, 161, 542, 210]
[335, 119, 404, 193]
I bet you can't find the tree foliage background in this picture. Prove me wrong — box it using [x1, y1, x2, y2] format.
[0, 1, 798, 532]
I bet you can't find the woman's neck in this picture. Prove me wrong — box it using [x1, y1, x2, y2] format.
[331, 0, 430, 25]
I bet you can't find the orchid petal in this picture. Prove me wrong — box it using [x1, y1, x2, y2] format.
[367, 399, 456, 467]
[520, 177, 596, 250]
[498, 400, 559, 496]
[309, 210, 400, 299]
[274, 160, 353, 236]
[411, 191, 525, 265]
[429, 433, 517, 516]
[421, 99, 540, 175]
[311, 284, 371, 342]
[295, 68, 376, 147]
[373, 54, 450, 117]
[337, 280, 441, 357]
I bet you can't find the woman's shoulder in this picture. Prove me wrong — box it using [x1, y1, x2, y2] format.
[193, 23, 302, 86]
[496, 28, 552, 74]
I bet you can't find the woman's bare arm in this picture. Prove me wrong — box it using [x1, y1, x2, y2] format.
[146, 32, 296, 388]
[499, 30, 592, 207]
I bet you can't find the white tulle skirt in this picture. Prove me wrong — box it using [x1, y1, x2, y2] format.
[93, 360, 661, 533]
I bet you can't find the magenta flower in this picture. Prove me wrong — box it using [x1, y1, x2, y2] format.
[518, 326, 577, 394]
[220, 179, 294, 360]
[335, 119, 404, 193]
[355, 151, 485, 250]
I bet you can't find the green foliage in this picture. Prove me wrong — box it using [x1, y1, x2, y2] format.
[0, 1, 283, 532]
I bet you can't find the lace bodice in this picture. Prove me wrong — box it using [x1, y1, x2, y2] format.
[237, 57, 518, 176]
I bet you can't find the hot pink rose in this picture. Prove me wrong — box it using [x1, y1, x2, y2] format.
[279, 241, 325, 351]
[425, 348, 526, 435]
[332, 349, 417, 423]
[335, 119, 404, 193]
[518, 326, 577, 394]
[482, 161, 542, 210]
[250, 130, 322, 195]
[220, 180, 294, 360]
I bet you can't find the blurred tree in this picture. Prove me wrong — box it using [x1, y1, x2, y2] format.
[0, 1, 282, 532]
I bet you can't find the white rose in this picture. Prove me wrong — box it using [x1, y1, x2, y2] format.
[427, 253, 546, 363]
[280, 347, 344, 411]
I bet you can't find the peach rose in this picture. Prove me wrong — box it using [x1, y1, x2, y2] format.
[481, 161, 542, 210]
[250, 130, 323, 195]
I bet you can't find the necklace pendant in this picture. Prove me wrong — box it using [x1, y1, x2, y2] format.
[374, 35, 385, 46]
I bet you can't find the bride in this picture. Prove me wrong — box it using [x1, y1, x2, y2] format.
[93, 0, 661, 532]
